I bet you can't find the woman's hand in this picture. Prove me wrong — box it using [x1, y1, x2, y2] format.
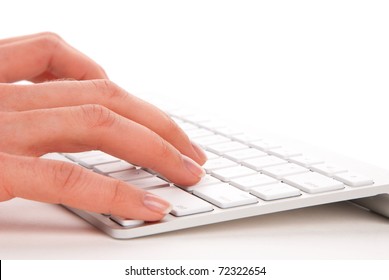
[0, 32, 206, 221]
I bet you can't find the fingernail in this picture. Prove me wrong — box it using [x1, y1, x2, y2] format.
[143, 193, 172, 214]
[191, 141, 208, 162]
[183, 155, 206, 178]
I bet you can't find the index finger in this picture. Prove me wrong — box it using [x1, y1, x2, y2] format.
[1, 80, 207, 165]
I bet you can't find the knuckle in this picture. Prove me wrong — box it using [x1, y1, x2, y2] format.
[78, 104, 118, 129]
[0, 153, 13, 201]
[163, 113, 184, 137]
[34, 32, 64, 55]
[91, 79, 127, 101]
[50, 161, 85, 202]
[108, 180, 123, 211]
[0, 84, 17, 111]
[148, 135, 172, 170]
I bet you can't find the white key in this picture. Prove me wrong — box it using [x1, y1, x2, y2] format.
[109, 169, 153, 181]
[310, 163, 348, 176]
[333, 172, 374, 187]
[42, 153, 78, 164]
[206, 141, 248, 155]
[78, 154, 120, 168]
[193, 184, 258, 208]
[186, 128, 214, 138]
[64, 150, 103, 161]
[283, 172, 344, 193]
[150, 187, 213, 216]
[199, 120, 228, 130]
[250, 183, 301, 201]
[224, 148, 267, 162]
[110, 216, 144, 227]
[194, 135, 231, 146]
[178, 175, 222, 192]
[216, 127, 244, 136]
[183, 114, 210, 123]
[127, 176, 170, 189]
[242, 156, 287, 171]
[230, 174, 278, 191]
[289, 155, 324, 167]
[250, 139, 281, 151]
[262, 163, 309, 179]
[93, 161, 135, 174]
[268, 148, 302, 159]
[211, 166, 256, 182]
[178, 122, 199, 131]
[204, 151, 220, 160]
[233, 133, 263, 143]
[203, 158, 238, 172]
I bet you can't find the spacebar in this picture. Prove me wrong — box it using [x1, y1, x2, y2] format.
[149, 186, 214, 217]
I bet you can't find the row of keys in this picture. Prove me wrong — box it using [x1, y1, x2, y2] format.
[180, 120, 374, 188]
[60, 114, 375, 226]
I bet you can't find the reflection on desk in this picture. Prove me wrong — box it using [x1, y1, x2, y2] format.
[1, 198, 388, 259]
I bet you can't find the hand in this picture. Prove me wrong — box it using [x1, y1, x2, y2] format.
[0, 32, 207, 221]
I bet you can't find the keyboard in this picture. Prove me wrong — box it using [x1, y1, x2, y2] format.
[44, 104, 389, 239]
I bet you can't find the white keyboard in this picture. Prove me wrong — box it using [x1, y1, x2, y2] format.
[45, 107, 389, 239]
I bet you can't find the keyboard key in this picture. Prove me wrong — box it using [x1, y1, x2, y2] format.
[43, 153, 78, 164]
[186, 128, 214, 138]
[206, 141, 248, 155]
[333, 172, 374, 187]
[242, 156, 287, 171]
[150, 186, 214, 216]
[93, 161, 135, 174]
[310, 163, 347, 176]
[194, 135, 231, 146]
[176, 175, 222, 192]
[283, 172, 344, 194]
[211, 166, 256, 182]
[109, 169, 153, 181]
[268, 148, 302, 159]
[250, 183, 301, 201]
[216, 127, 244, 136]
[193, 184, 258, 208]
[262, 163, 309, 179]
[203, 158, 238, 172]
[289, 155, 324, 167]
[110, 216, 144, 227]
[250, 139, 281, 151]
[127, 176, 170, 190]
[233, 133, 263, 143]
[178, 122, 200, 131]
[64, 150, 103, 161]
[204, 151, 220, 160]
[199, 120, 228, 130]
[78, 154, 120, 168]
[230, 174, 278, 191]
[224, 148, 267, 162]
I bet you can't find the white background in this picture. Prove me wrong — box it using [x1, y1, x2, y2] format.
[1, 0, 389, 268]
[1, 0, 389, 168]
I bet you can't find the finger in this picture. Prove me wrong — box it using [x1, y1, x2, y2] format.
[0, 106, 205, 186]
[0, 80, 207, 164]
[0, 152, 171, 221]
[0, 32, 108, 83]
[0, 33, 52, 45]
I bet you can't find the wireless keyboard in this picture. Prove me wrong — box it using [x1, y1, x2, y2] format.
[44, 105, 389, 239]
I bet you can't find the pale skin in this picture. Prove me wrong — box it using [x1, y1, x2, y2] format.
[0, 32, 207, 221]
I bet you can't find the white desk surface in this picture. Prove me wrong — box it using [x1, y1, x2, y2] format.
[1, 198, 388, 260]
